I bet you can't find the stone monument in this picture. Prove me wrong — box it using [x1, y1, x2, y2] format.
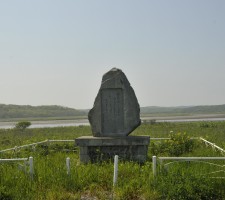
[75, 68, 150, 163]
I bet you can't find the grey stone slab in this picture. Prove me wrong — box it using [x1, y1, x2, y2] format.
[101, 88, 124, 134]
[88, 68, 141, 137]
[79, 146, 88, 155]
[76, 68, 150, 163]
[79, 154, 90, 163]
[75, 136, 150, 146]
[75, 136, 150, 163]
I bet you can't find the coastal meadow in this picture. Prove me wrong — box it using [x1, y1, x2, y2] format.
[0, 121, 225, 199]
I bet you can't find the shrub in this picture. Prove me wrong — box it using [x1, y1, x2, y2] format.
[151, 132, 195, 156]
[200, 122, 217, 128]
[167, 132, 194, 156]
[14, 121, 31, 130]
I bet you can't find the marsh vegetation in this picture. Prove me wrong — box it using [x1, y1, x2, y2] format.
[0, 122, 225, 199]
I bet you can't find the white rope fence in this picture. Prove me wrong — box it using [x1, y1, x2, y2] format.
[0, 140, 48, 153]
[152, 156, 225, 177]
[0, 139, 75, 153]
[0, 156, 74, 181]
[200, 137, 225, 154]
[1, 137, 225, 182]
[3, 137, 224, 154]
[0, 157, 34, 179]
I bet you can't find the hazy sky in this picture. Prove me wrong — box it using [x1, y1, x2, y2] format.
[0, 0, 225, 109]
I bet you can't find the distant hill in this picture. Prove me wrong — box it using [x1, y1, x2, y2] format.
[141, 105, 225, 116]
[0, 104, 86, 120]
[1, 103, 225, 121]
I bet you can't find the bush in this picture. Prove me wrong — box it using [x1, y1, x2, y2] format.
[200, 122, 217, 128]
[151, 132, 195, 156]
[167, 132, 195, 156]
[14, 121, 31, 130]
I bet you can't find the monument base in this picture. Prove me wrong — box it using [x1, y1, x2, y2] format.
[75, 136, 150, 163]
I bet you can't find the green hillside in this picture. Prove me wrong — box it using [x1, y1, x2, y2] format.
[1, 103, 225, 121]
[141, 104, 225, 115]
[0, 104, 86, 120]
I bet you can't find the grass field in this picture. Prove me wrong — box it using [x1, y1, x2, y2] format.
[0, 121, 225, 199]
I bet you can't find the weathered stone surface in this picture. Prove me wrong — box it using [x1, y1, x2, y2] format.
[76, 68, 150, 164]
[75, 136, 150, 163]
[88, 68, 141, 137]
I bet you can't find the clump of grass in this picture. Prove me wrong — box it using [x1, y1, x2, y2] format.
[155, 164, 225, 199]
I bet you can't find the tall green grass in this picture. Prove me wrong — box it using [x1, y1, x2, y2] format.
[0, 121, 225, 199]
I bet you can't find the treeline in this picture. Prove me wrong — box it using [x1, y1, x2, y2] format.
[141, 104, 225, 115]
[0, 104, 86, 119]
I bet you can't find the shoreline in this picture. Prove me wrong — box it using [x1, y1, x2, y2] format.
[141, 113, 225, 120]
[1, 114, 225, 129]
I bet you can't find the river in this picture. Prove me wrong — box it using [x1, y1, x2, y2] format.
[0, 119, 90, 129]
[1, 117, 225, 129]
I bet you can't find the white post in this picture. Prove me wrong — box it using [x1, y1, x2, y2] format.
[66, 157, 70, 175]
[113, 155, 119, 187]
[29, 156, 34, 180]
[152, 156, 157, 177]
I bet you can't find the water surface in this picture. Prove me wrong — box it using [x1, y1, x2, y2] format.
[1, 117, 225, 129]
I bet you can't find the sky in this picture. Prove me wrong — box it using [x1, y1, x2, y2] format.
[0, 0, 225, 109]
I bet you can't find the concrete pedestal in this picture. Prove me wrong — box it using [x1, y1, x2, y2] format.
[75, 136, 150, 163]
